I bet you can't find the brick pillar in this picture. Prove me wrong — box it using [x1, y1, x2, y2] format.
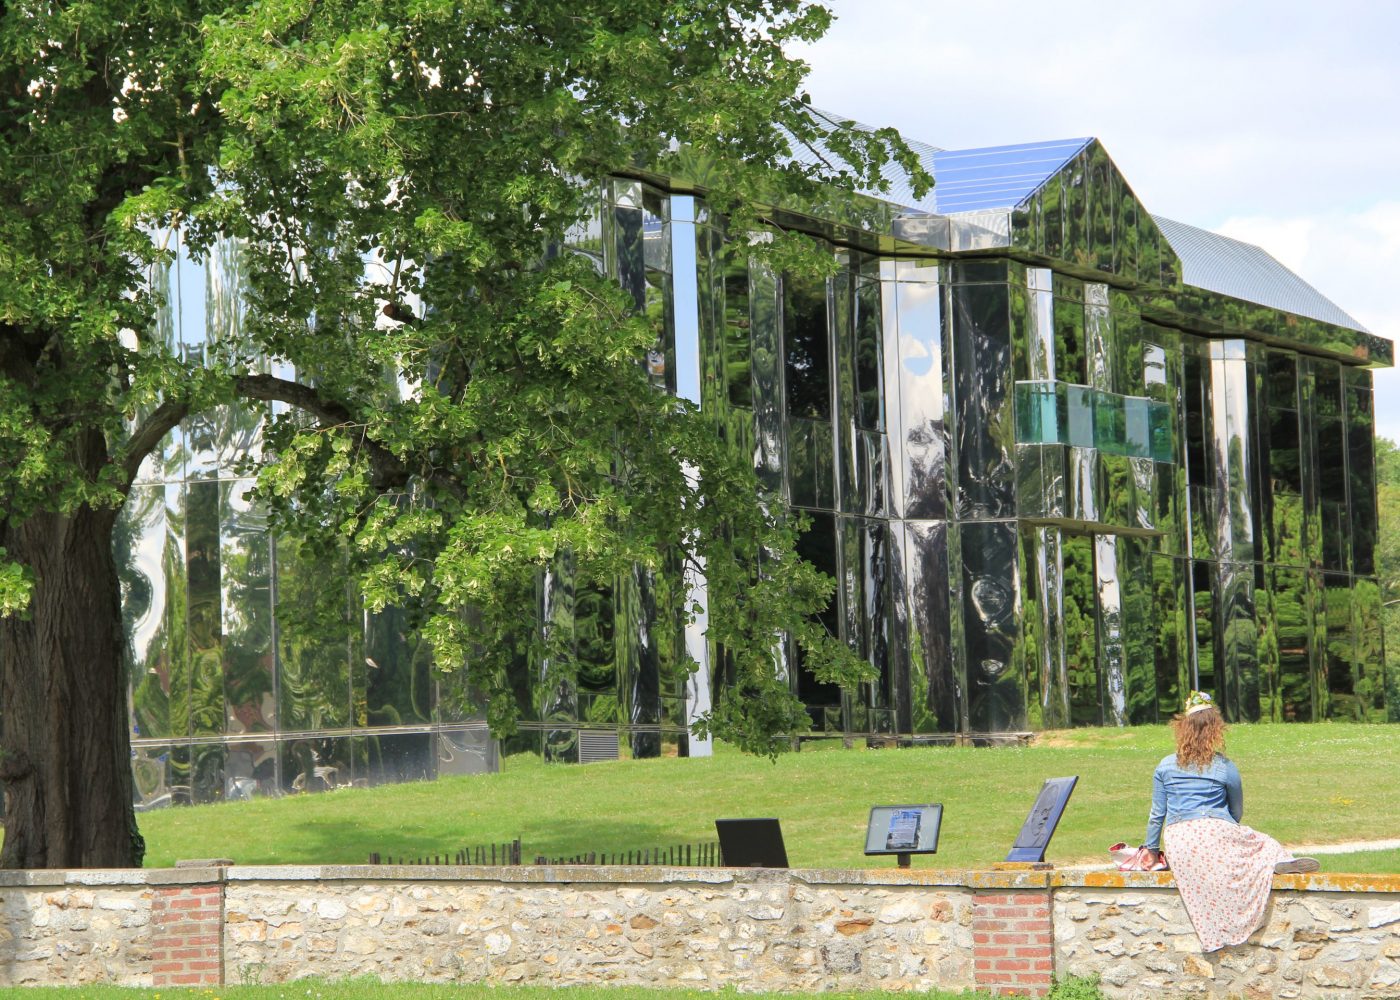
[972, 890, 1054, 996]
[151, 882, 224, 986]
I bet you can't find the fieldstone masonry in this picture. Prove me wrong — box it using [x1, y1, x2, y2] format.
[1056, 871, 1400, 1000]
[2, 865, 1399, 997]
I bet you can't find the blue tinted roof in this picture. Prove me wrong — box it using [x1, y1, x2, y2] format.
[788, 110, 1090, 215]
[927, 138, 1092, 214]
[1153, 216, 1368, 333]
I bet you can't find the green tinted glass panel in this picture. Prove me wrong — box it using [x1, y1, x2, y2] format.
[1014, 381, 1175, 463]
[1093, 391, 1127, 456]
[1014, 381, 1062, 445]
[1066, 385, 1095, 448]
[1148, 402, 1174, 463]
[1122, 397, 1151, 459]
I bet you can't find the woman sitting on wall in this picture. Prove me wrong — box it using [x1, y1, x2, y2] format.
[1129, 691, 1318, 953]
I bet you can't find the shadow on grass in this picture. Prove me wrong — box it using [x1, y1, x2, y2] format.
[264, 810, 720, 867]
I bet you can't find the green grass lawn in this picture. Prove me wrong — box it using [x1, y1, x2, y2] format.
[131, 722, 1400, 872]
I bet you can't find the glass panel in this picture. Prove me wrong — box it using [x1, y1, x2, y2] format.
[854, 280, 884, 431]
[950, 281, 1014, 518]
[612, 203, 645, 311]
[1122, 398, 1151, 458]
[1061, 533, 1100, 726]
[1093, 391, 1126, 456]
[902, 521, 956, 733]
[1065, 385, 1094, 448]
[1191, 560, 1215, 697]
[1019, 526, 1067, 729]
[280, 735, 359, 794]
[1353, 579, 1386, 722]
[185, 479, 224, 738]
[724, 256, 752, 409]
[574, 582, 619, 728]
[220, 480, 275, 796]
[794, 512, 842, 728]
[366, 732, 434, 786]
[619, 566, 661, 759]
[783, 271, 832, 420]
[1268, 405, 1302, 495]
[961, 521, 1022, 731]
[1152, 555, 1188, 720]
[749, 265, 783, 490]
[132, 745, 176, 811]
[364, 607, 434, 729]
[1322, 574, 1358, 720]
[894, 277, 946, 519]
[121, 486, 174, 742]
[1183, 351, 1209, 487]
[275, 535, 353, 731]
[1053, 295, 1085, 384]
[643, 263, 675, 394]
[1217, 560, 1259, 722]
[1014, 381, 1062, 445]
[1347, 384, 1376, 576]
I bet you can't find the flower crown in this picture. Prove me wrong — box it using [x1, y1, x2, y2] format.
[1184, 690, 1215, 716]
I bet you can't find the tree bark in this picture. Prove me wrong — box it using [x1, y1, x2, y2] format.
[0, 505, 143, 868]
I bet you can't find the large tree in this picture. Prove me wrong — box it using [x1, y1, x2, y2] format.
[0, 1, 927, 867]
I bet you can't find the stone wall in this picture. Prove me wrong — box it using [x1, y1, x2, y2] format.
[1056, 871, 1400, 999]
[3, 864, 1400, 997]
[222, 866, 977, 992]
[0, 870, 156, 987]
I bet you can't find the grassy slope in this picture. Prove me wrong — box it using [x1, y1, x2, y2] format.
[134, 723, 1400, 872]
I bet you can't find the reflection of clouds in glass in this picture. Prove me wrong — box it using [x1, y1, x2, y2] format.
[129, 495, 166, 666]
[900, 334, 933, 376]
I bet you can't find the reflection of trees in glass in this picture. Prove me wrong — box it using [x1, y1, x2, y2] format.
[574, 581, 620, 726]
[275, 536, 354, 732]
[853, 280, 882, 430]
[783, 271, 831, 420]
[1376, 437, 1400, 721]
[1121, 543, 1156, 724]
[1062, 534, 1099, 726]
[1352, 579, 1385, 721]
[724, 257, 753, 409]
[1323, 579, 1358, 719]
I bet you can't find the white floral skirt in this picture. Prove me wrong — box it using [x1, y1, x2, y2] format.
[1164, 817, 1293, 952]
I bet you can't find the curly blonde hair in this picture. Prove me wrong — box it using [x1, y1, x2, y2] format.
[1171, 706, 1225, 770]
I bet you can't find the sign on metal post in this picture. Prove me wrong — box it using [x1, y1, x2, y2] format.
[1005, 776, 1078, 863]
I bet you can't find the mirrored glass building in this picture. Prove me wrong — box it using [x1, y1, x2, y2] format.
[119, 121, 1395, 806]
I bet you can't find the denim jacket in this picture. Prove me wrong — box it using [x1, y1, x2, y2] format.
[1143, 753, 1243, 850]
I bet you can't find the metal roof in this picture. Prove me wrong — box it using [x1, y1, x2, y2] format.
[793, 109, 1089, 214]
[788, 109, 1370, 335]
[1153, 215, 1368, 333]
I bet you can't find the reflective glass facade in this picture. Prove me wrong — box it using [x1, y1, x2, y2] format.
[119, 134, 1394, 806]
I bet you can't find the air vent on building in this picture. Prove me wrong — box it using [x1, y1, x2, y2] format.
[578, 730, 621, 764]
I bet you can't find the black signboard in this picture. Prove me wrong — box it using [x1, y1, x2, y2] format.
[1005, 776, 1078, 863]
[715, 818, 789, 868]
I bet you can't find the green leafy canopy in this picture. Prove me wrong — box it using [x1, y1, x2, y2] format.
[1, 0, 930, 754]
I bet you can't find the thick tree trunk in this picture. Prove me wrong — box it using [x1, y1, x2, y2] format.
[0, 506, 143, 868]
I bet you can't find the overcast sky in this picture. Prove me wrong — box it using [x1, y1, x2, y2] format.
[792, 0, 1400, 439]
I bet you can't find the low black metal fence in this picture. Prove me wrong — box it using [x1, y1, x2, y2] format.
[368, 838, 721, 867]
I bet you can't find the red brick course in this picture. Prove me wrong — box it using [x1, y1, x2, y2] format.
[151, 884, 224, 987]
[972, 890, 1054, 997]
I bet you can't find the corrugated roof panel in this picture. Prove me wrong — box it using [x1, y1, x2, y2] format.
[790, 108, 1088, 215]
[1153, 215, 1368, 333]
[927, 139, 1091, 213]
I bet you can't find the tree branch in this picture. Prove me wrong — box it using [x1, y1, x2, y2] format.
[233, 373, 418, 495]
[118, 399, 189, 492]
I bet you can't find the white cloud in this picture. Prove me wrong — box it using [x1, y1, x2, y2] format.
[797, 1, 1400, 437]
